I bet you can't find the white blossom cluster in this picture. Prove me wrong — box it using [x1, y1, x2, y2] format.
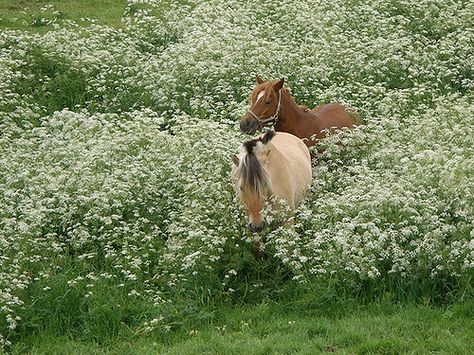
[1, 0, 473, 347]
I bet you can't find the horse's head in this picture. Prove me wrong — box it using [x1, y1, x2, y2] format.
[232, 131, 275, 232]
[240, 76, 285, 135]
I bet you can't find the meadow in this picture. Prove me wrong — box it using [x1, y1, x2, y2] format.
[1, 0, 473, 352]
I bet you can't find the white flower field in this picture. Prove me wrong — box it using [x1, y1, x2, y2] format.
[0, 0, 473, 349]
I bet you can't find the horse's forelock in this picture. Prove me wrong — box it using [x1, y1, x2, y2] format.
[251, 81, 277, 103]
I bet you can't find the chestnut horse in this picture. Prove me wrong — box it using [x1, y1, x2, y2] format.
[232, 131, 312, 233]
[240, 76, 360, 147]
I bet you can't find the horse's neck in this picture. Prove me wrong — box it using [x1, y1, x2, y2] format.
[275, 91, 319, 137]
[263, 141, 296, 208]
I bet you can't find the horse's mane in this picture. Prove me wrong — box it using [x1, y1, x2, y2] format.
[250, 81, 309, 113]
[236, 131, 275, 198]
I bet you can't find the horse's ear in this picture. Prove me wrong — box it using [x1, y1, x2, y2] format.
[256, 75, 265, 84]
[261, 148, 272, 164]
[232, 154, 240, 166]
[273, 78, 285, 92]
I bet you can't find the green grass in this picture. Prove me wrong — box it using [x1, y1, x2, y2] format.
[0, 0, 126, 31]
[12, 301, 474, 354]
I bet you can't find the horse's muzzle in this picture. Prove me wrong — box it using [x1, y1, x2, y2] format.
[240, 118, 259, 135]
[248, 222, 264, 233]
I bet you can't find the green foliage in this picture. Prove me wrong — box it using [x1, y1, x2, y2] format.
[0, 0, 473, 350]
[0, 0, 126, 31]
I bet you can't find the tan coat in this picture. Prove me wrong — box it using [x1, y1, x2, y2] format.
[233, 132, 312, 229]
[259, 132, 312, 209]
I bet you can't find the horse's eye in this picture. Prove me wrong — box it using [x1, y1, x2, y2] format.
[265, 101, 272, 105]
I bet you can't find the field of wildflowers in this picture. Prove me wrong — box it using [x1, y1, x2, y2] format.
[1, 0, 473, 349]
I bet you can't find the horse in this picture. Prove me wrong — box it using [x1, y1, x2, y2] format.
[231, 130, 312, 234]
[240, 75, 360, 147]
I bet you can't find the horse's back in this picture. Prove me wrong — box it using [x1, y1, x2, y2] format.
[310, 103, 358, 134]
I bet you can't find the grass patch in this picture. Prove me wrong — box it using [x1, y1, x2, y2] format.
[0, 0, 126, 31]
[12, 301, 474, 354]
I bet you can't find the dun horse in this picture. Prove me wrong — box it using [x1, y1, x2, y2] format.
[232, 131, 312, 233]
[240, 76, 360, 147]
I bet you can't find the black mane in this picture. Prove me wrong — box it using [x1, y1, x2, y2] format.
[243, 131, 275, 154]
